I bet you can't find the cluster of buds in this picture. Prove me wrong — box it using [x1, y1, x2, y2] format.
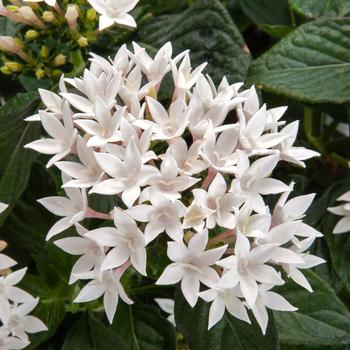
[0, 0, 139, 79]
[25, 42, 324, 334]
[0, 204, 47, 350]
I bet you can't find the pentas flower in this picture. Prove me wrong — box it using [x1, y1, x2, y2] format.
[157, 230, 227, 307]
[24, 42, 322, 333]
[328, 191, 350, 234]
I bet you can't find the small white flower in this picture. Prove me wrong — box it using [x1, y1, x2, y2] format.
[218, 232, 284, 307]
[56, 135, 103, 188]
[92, 136, 158, 207]
[250, 284, 297, 335]
[38, 174, 87, 240]
[328, 191, 350, 234]
[231, 152, 290, 214]
[157, 230, 227, 307]
[192, 173, 237, 229]
[88, 0, 139, 31]
[199, 279, 250, 330]
[86, 208, 147, 275]
[25, 103, 77, 168]
[74, 268, 133, 324]
[127, 191, 186, 244]
[54, 224, 106, 284]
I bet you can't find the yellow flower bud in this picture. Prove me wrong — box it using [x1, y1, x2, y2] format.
[5, 61, 23, 72]
[35, 68, 45, 79]
[53, 53, 66, 67]
[40, 45, 49, 59]
[6, 5, 18, 12]
[0, 66, 12, 75]
[25, 29, 39, 40]
[42, 11, 55, 23]
[77, 35, 88, 47]
[86, 8, 96, 21]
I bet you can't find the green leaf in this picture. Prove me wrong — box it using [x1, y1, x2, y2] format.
[247, 18, 350, 104]
[138, 0, 251, 85]
[274, 271, 350, 347]
[112, 302, 177, 350]
[289, 0, 350, 19]
[259, 24, 293, 38]
[0, 92, 40, 211]
[61, 316, 129, 350]
[239, 0, 292, 25]
[174, 288, 279, 350]
[61, 315, 94, 349]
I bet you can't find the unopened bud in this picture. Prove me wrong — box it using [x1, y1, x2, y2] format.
[25, 29, 39, 40]
[17, 6, 45, 28]
[77, 35, 88, 47]
[53, 53, 66, 67]
[0, 36, 30, 62]
[86, 8, 96, 21]
[0, 66, 11, 75]
[5, 61, 23, 72]
[40, 45, 49, 59]
[42, 11, 55, 22]
[35, 68, 45, 79]
[65, 4, 79, 31]
[6, 5, 18, 12]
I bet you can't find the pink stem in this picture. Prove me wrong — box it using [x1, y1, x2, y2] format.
[201, 167, 217, 190]
[86, 208, 112, 220]
[209, 229, 236, 245]
[114, 260, 131, 278]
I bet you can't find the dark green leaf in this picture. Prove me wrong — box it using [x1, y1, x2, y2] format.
[259, 24, 293, 38]
[274, 271, 350, 347]
[239, 0, 292, 25]
[0, 92, 40, 212]
[247, 18, 350, 104]
[112, 302, 177, 350]
[138, 0, 251, 85]
[289, 0, 350, 19]
[174, 288, 279, 350]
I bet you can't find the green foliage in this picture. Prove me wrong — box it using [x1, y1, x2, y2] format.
[247, 18, 350, 104]
[1, 0, 350, 348]
[0, 92, 40, 213]
[174, 288, 279, 350]
[138, 0, 252, 84]
[274, 271, 350, 347]
[289, 0, 350, 19]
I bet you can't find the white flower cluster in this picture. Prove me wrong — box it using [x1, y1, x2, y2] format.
[25, 42, 324, 334]
[0, 204, 47, 350]
[328, 191, 350, 234]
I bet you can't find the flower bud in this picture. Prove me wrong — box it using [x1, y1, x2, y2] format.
[0, 36, 30, 62]
[40, 45, 49, 59]
[53, 53, 66, 67]
[17, 6, 45, 28]
[86, 8, 96, 21]
[42, 11, 55, 22]
[77, 35, 88, 47]
[5, 61, 23, 72]
[65, 4, 79, 31]
[0, 66, 11, 75]
[25, 29, 39, 40]
[6, 5, 18, 12]
[35, 68, 45, 79]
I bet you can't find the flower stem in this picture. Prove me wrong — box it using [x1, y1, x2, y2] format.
[209, 229, 236, 245]
[86, 208, 111, 220]
[201, 167, 217, 190]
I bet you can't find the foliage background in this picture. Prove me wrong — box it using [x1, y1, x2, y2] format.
[1, 0, 350, 348]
